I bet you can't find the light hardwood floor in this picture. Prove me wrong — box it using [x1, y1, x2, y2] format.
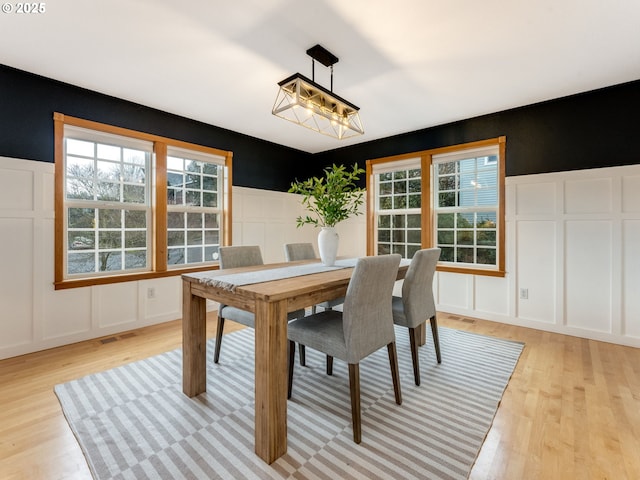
[1, 313, 639, 479]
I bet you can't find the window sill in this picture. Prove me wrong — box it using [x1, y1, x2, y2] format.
[436, 265, 506, 278]
[54, 264, 221, 290]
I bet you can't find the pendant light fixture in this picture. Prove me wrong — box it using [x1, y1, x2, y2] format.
[272, 44, 364, 139]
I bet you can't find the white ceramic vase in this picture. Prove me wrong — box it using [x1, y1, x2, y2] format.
[318, 226, 339, 266]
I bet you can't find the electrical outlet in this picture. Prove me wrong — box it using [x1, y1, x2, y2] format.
[519, 288, 528, 300]
[147, 287, 156, 299]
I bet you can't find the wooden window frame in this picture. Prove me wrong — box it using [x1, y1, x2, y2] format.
[54, 113, 233, 289]
[366, 137, 506, 277]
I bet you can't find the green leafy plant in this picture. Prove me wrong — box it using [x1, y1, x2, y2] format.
[288, 163, 365, 228]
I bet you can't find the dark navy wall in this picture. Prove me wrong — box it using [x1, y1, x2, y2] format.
[0, 64, 313, 191]
[2, 64, 640, 192]
[315, 79, 640, 183]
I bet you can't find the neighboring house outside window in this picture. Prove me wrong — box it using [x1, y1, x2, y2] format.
[54, 113, 232, 289]
[366, 137, 505, 277]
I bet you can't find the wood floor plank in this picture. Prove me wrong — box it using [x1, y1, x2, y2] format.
[1, 312, 639, 479]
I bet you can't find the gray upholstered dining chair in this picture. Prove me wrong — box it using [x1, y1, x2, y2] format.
[284, 242, 345, 314]
[284, 242, 346, 366]
[213, 245, 306, 363]
[392, 247, 441, 386]
[287, 254, 403, 444]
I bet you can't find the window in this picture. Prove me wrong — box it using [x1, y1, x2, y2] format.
[433, 146, 499, 268]
[372, 157, 423, 259]
[367, 137, 505, 277]
[166, 148, 223, 266]
[54, 113, 232, 289]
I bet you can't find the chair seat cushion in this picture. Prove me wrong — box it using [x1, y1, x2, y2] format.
[220, 306, 306, 328]
[391, 296, 410, 327]
[287, 311, 348, 361]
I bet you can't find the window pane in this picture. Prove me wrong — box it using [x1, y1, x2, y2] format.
[66, 178, 94, 200]
[123, 184, 145, 203]
[438, 230, 454, 244]
[99, 231, 121, 249]
[437, 213, 454, 228]
[393, 180, 406, 194]
[125, 210, 146, 228]
[187, 213, 202, 228]
[204, 213, 219, 228]
[168, 248, 185, 265]
[187, 247, 202, 263]
[67, 138, 94, 157]
[99, 209, 121, 228]
[186, 190, 201, 206]
[378, 229, 390, 242]
[204, 230, 219, 244]
[168, 231, 185, 247]
[97, 143, 120, 161]
[477, 248, 496, 265]
[379, 196, 392, 210]
[393, 195, 407, 209]
[123, 148, 146, 165]
[203, 192, 217, 207]
[477, 231, 496, 246]
[125, 251, 146, 269]
[439, 192, 456, 207]
[96, 181, 119, 201]
[167, 188, 183, 205]
[167, 212, 184, 229]
[456, 248, 474, 263]
[187, 231, 203, 245]
[67, 252, 95, 274]
[378, 215, 391, 228]
[122, 165, 145, 184]
[379, 182, 392, 195]
[407, 214, 421, 228]
[68, 208, 95, 228]
[457, 231, 474, 245]
[407, 230, 421, 243]
[167, 172, 184, 187]
[125, 231, 146, 248]
[68, 232, 94, 250]
[99, 252, 122, 271]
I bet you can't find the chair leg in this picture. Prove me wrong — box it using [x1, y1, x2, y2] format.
[430, 315, 442, 364]
[348, 363, 361, 444]
[213, 315, 225, 364]
[288, 340, 295, 399]
[326, 355, 333, 375]
[299, 344, 306, 366]
[387, 342, 403, 404]
[408, 327, 421, 386]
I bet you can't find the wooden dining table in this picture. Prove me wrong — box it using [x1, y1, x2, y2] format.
[181, 258, 409, 464]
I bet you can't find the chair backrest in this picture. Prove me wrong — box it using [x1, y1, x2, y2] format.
[342, 254, 401, 363]
[218, 245, 264, 269]
[401, 248, 441, 328]
[284, 243, 317, 262]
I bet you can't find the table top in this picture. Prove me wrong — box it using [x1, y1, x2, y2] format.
[182, 257, 409, 307]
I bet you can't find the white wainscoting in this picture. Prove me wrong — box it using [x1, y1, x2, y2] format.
[0, 157, 365, 359]
[2, 156, 639, 359]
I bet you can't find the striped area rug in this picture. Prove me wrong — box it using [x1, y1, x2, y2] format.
[55, 326, 523, 480]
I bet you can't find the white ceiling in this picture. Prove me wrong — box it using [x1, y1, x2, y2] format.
[2, 0, 640, 153]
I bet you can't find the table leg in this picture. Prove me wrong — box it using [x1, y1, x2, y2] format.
[418, 322, 426, 346]
[254, 298, 288, 463]
[182, 279, 207, 397]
